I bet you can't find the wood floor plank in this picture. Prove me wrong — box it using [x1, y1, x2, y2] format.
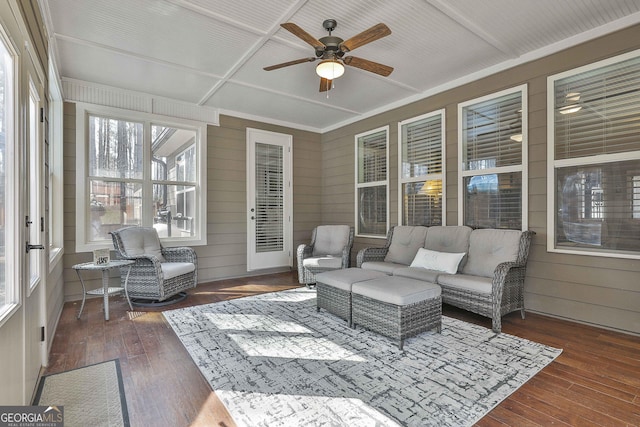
[43, 271, 640, 426]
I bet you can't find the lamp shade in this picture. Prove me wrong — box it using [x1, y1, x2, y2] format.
[316, 60, 345, 80]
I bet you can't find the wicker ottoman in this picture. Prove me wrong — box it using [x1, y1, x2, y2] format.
[352, 277, 442, 349]
[315, 268, 387, 327]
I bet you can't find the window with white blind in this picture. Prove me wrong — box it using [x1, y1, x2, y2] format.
[398, 110, 445, 226]
[458, 85, 527, 230]
[254, 142, 284, 252]
[547, 50, 640, 258]
[355, 126, 389, 237]
[75, 104, 207, 251]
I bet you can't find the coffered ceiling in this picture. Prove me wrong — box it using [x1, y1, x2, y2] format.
[42, 0, 640, 132]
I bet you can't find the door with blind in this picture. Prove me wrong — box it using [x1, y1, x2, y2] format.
[246, 128, 292, 271]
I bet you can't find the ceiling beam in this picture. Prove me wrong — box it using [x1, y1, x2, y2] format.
[425, 0, 518, 58]
[196, 0, 311, 106]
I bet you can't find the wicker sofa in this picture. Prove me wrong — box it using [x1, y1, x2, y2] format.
[357, 225, 535, 332]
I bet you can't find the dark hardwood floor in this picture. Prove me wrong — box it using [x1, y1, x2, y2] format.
[45, 272, 640, 426]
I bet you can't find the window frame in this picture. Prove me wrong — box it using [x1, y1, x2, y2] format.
[355, 125, 389, 238]
[397, 110, 446, 226]
[546, 49, 640, 259]
[0, 23, 19, 325]
[75, 103, 207, 252]
[457, 84, 529, 230]
[47, 58, 64, 269]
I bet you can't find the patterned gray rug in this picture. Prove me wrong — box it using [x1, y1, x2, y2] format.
[163, 288, 561, 427]
[33, 359, 129, 427]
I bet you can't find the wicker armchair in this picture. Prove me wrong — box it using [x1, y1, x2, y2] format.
[297, 225, 354, 286]
[110, 226, 197, 305]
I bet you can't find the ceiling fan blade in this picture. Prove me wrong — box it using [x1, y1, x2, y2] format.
[281, 22, 325, 50]
[319, 77, 332, 92]
[263, 57, 317, 71]
[340, 23, 391, 52]
[343, 56, 393, 76]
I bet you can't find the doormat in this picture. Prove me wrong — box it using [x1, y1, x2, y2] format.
[33, 359, 129, 427]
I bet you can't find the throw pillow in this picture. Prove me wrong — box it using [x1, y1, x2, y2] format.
[410, 248, 466, 274]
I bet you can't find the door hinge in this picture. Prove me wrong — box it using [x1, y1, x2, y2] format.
[40, 326, 45, 342]
[40, 107, 44, 123]
[40, 217, 44, 232]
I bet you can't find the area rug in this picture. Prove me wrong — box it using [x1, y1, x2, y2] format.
[163, 288, 561, 427]
[33, 359, 130, 427]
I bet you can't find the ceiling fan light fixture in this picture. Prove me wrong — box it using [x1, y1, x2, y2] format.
[316, 60, 344, 80]
[559, 104, 582, 115]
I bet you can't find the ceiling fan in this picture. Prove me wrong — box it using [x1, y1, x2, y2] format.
[264, 19, 393, 92]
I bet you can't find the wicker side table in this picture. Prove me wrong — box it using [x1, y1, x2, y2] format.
[73, 260, 134, 321]
[352, 277, 442, 350]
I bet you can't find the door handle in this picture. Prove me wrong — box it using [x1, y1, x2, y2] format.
[26, 243, 45, 253]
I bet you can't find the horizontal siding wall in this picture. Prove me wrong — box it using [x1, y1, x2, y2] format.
[62, 111, 321, 300]
[199, 115, 322, 282]
[321, 24, 640, 335]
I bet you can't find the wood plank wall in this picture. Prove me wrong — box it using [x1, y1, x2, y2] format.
[62, 112, 322, 299]
[321, 24, 640, 335]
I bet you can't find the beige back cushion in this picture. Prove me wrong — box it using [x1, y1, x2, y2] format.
[119, 227, 166, 262]
[462, 229, 521, 277]
[424, 226, 472, 271]
[384, 226, 428, 265]
[312, 225, 351, 256]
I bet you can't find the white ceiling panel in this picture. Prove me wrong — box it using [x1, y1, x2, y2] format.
[43, 0, 640, 131]
[206, 82, 358, 129]
[57, 39, 220, 103]
[184, 0, 299, 32]
[440, 0, 640, 55]
[49, 0, 261, 75]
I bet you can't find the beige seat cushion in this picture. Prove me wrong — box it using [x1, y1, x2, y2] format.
[352, 277, 441, 306]
[360, 261, 401, 275]
[161, 262, 196, 280]
[393, 267, 440, 283]
[437, 273, 492, 294]
[303, 256, 342, 269]
[315, 268, 387, 292]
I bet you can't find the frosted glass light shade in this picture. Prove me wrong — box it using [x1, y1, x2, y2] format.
[316, 60, 345, 80]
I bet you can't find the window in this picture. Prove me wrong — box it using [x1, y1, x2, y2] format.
[355, 126, 388, 237]
[47, 58, 64, 265]
[28, 78, 41, 291]
[458, 85, 527, 230]
[398, 110, 445, 226]
[76, 104, 207, 251]
[548, 50, 640, 258]
[0, 30, 16, 320]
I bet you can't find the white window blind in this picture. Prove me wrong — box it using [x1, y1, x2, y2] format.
[358, 130, 387, 184]
[356, 127, 388, 237]
[255, 142, 284, 252]
[463, 91, 522, 170]
[459, 86, 527, 230]
[549, 51, 640, 257]
[554, 56, 640, 160]
[399, 111, 444, 226]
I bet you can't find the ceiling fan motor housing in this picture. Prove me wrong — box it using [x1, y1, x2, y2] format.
[317, 36, 344, 58]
